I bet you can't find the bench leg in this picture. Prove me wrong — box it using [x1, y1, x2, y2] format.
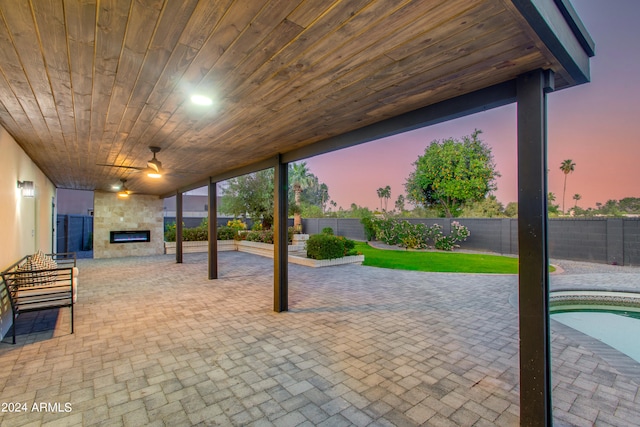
[70, 305, 74, 334]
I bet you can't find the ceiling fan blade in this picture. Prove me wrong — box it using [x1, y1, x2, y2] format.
[96, 163, 144, 171]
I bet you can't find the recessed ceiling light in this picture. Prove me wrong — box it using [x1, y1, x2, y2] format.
[190, 94, 213, 106]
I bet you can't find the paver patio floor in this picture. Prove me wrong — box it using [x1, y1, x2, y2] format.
[0, 252, 638, 426]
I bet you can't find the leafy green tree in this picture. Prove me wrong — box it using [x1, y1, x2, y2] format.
[617, 197, 640, 214]
[504, 202, 518, 217]
[460, 195, 504, 218]
[220, 169, 275, 229]
[560, 159, 576, 214]
[405, 129, 499, 217]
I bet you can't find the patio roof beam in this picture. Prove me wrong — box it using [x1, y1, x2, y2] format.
[176, 191, 183, 264]
[160, 157, 278, 199]
[281, 81, 518, 164]
[274, 155, 288, 312]
[511, 0, 593, 85]
[517, 68, 554, 426]
[208, 179, 218, 280]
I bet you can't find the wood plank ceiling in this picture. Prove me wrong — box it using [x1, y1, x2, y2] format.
[0, 0, 578, 196]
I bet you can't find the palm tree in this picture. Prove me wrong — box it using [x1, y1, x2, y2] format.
[573, 193, 581, 208]
[290, 162, 312, 227]
[560, 159, 576, 214]
[382, 185, 391, 211]
[376, 187, 384, 212]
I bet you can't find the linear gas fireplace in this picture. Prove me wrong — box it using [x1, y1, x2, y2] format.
[110, 230, 151, 244]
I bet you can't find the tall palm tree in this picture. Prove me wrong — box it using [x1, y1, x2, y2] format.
[382, 185, 391, 211]
[560, 159, 576, 214]
[376, 187, 385, 212]
[290, 162, 312, 227]
[573, 193, 581, 208]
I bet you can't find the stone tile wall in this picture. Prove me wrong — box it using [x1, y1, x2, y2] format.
[93, 191, 164, 259]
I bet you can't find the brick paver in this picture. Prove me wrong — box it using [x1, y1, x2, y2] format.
[0, 252, 638, 426]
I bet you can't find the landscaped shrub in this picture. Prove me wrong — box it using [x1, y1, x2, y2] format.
[217, 226, 237, 240]
[306, 233, 357, 260]
[243, 227, 294, 244]
[433, 221, 470, 251]
[369, 218, 470, 251]
[360, 216, 376, 241]
[321, 227, 334, 235]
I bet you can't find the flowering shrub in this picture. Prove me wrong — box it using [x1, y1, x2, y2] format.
[370, 218, 470, 251]
[227, 219, 247, 231]
[243, 227, 295, 244]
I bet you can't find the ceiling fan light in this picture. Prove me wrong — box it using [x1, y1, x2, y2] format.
[190, 94, 213, 106]
[117, 190, 130, 198]
[147, 170, 162, 179]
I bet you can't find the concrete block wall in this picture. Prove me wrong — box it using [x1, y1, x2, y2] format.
[302, 217, 640, 265]
[623, 219, 640, 266]
[547, 219, 608, 263]
[93, 191, 164, 259]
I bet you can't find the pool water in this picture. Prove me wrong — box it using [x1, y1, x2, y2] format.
[552, 310, 640, 363]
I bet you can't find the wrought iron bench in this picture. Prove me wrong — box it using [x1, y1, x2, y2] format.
[1, 251, 77, 344]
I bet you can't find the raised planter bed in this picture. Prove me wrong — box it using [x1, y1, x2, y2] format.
[163, 236, 364, 267]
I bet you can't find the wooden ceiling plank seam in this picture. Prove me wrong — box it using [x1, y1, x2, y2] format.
[365, 13, 526, 93]
[275, 40, 542, 140]
[214, 34, 539, 157]
[64, 0, 97, 179]
[0, 57, 45, 148]
[159, 2, 308, 142]
[224, 0, 375, 104]
[118, 0, 199, 140]
[0, 2, 55, 149]
[103, 0, 164, 168]
[225, 0, 418, 118]
[286, 0, 341, 29]
[225, 2, 450, 113]
[90, 0, 131, 178]
[382, 0, 504, 62]
[188, 0, 305, 109]
[219, 0, 424, 127]
[132, 0, 263, 152]
[303, 2, 512, 109]
[370, 29, 544, 106]
[31, 0, 80, 171]
[279, 49, 547, 143]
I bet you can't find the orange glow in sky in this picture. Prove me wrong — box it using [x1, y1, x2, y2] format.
[306, 0, 640, 211]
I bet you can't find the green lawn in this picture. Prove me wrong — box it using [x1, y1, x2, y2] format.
[355, 241, 521, 274]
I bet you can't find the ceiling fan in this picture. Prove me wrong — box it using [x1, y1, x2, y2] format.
[98, 146, 166, 179]
[115, 179, 131, 197]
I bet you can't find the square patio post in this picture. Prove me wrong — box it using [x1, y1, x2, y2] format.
[208, 179, 218, 279]
[274, 155, 288, 312]
[517, 69, 554, 426]
[176, 190, 183, 264]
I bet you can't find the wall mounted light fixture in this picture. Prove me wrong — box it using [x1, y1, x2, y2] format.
[17, 180, 34, 197]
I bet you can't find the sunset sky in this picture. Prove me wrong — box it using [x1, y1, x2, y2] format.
[305, 0, 640, 211]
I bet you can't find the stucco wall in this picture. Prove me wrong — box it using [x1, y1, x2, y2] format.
[0, 125, 56, 340]
[0, 126, 56, 268]
[93, 191, 164, 259]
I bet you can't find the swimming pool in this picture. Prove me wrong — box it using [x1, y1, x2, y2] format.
[550, 291, 640, 363]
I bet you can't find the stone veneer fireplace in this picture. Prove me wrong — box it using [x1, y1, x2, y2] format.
[93, 191, 164, 259]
